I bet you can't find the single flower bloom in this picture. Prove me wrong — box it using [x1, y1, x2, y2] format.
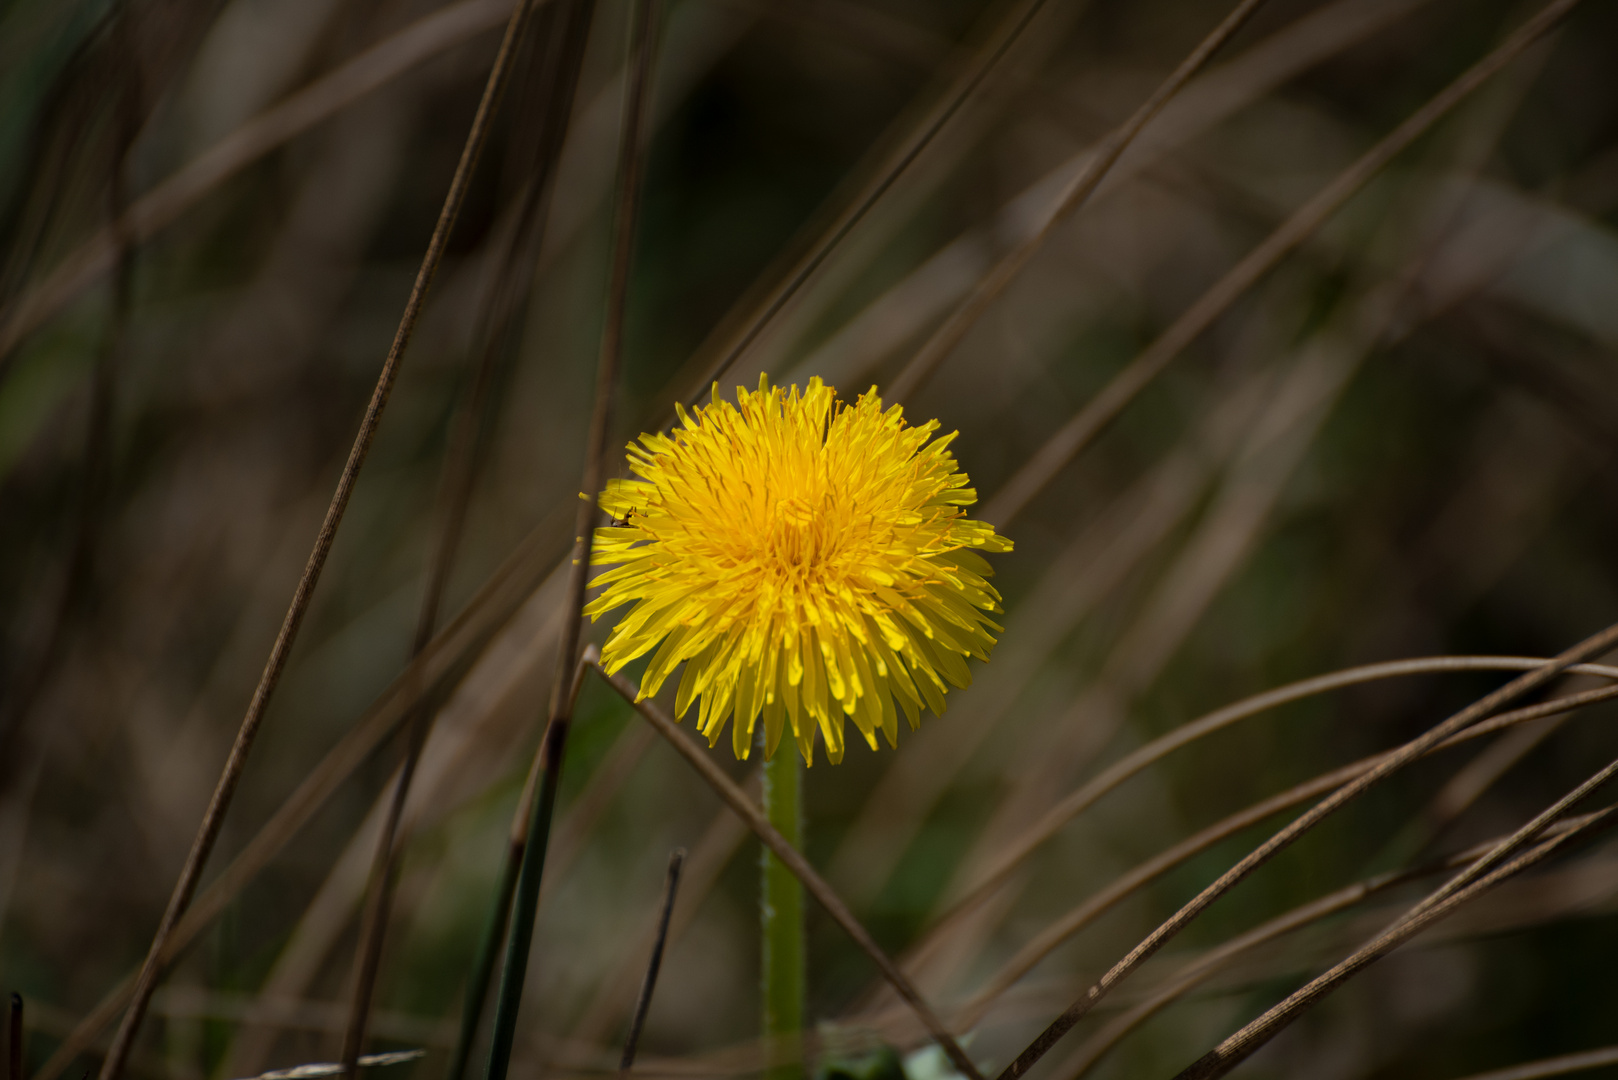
[586, 376, 1011, 765]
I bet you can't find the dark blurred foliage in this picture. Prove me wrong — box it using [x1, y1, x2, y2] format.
[3, 0, 1618, 1078]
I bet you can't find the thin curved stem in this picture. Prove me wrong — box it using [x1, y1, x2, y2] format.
[592, 659, 986, 1080]
[1174, 788, 1618, 1079]
[884, 0, 1272, 402]
[1057, 812, 1608, 1079]
[931, 678, 1618, 1034]
[96, 2, 541, 1075]
[338, 0, 596, 1071]
[980, 0, 1585, 528]
[910, 658, 1618, 978]
[481, 3, 656, 1078]
[994, 613, 1618, 1080]
[0, 0, 530, 373]
[619, 848, 686, 1073]
[1446, 1046, 1618, 1080]
[684, 0, 1053, 407]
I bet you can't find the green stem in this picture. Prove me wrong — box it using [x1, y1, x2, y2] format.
[445, 834, 521, 1080]
[761, 745, 805, 1080]
[482, 718, 568, 1080]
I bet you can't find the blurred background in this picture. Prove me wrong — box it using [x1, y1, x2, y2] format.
[4, 0, 1618, 1076]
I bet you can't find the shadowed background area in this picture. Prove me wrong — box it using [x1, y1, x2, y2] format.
[4, 0, 1618, 1077]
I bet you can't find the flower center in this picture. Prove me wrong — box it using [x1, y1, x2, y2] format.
[767, 493, 831, 570]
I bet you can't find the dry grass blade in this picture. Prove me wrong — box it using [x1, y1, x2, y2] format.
[980, 0, 1585, 528]
[786, 0, 1446, 396]
[28, 518, 568, 1080]
[94, 2, 544, 1076]
[445, 689, 574, 1080]
[7, 992, 20, 1080]
[0, 0, 527, 372]
[934, 679, 1618, 1034]
[994, 613, 1618, 1080]
[483, 3, 655, 1076]
[884, 0, 1271, 402]
[1173, 793, 1618, 1079]
[0, 29, 138, 794]
[570, 781, 755, 1047]
[825, 335, 1280, 915]
[1449, 1047, 1618, 1080]
[483, 650, 594, 1080]
[620, 849, 687, 1073]
[1056, 814, 1611, 1079]
[1395, 757, 1618, 926]
[338, 0, 596, 1069]
[591, 659, 985, 1080]
[682, 0, 1051, 405]
[923, 658, 1618, 950]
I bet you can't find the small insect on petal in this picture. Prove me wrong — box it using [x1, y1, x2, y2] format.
[587, 375, 1011, 765]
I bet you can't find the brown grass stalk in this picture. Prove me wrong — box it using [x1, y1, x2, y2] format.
[891, 39, 1555, 1013]
[94, 2, 543, 1075]
[481, 2, 657, 1075]
[1449, 1046, 1618, 1080]
[917, 678, 1618, 1036]
[618, 848, 686, 1072]
[993, 607, 1618, 1080]
[980, 0, 1583, 528]
[826, 366, 1279, 908]
[591, 658, 985, 1080]
[883, 0, 1271, 402]
[568, 777, 755, 1048]
[679, 0, 1054, 406]
[923, 658, 1618, 955]
[0, 0, 533, 372]
[7, 993, 20, 1080]
[1056, 812, 1612, 1079]
[787, 0, 1446, 397]
[29, 507, 572, 1080]
[337, 0, 597, 1070]
[1173, 783, 1618, 1079]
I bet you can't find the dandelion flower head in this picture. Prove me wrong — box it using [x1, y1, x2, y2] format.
[586, 376, 1011, 765]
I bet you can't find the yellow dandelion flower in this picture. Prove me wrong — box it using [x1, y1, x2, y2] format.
[585, 376, 1012, 765]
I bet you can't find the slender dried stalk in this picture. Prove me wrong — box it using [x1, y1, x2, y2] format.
[94, 3, 542, 1076]
[981, 0, 1585, 527]
[338, 0, 596, 1069]
[829, 41, 1548, 955]
[28, 512, 571, 1080]
[482, 4, 655, 1078]
[1058, 814, 1610, 1079]
[620, 849, 686, 1073]
[683, 0, 1051, 405]
[445, 844, 519, 1080]
[571, 780, 755, 1047]
[0, 0, 528, 371]
[785, 0, 1445, 397]
[8, 993, 21, 1080]
[0, 29, 138, 789]
[923, 658, 1618, 952]
[591, 659, 984, 1080]
[994, 613, 1618, 1080]
[444, 721, 557, 1080]
[884, 0, 1270, 402]
[1174, 791, 1618, 1079]
[1449, 1046, 1618, 1080]
[926, 677, 1618, 1034]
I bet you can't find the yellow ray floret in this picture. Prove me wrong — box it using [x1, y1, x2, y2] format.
[586, 376, 1012, 765]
